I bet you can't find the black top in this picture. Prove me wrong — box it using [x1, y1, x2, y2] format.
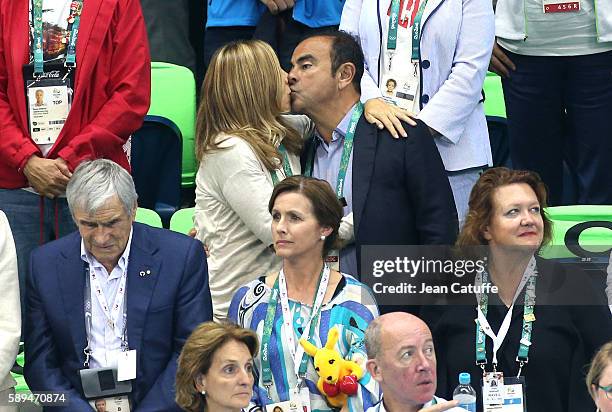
[421, 258, 611, 412]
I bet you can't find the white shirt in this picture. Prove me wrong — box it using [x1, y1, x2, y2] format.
[80, 228, 133, 369]
[0, 212, 20, 392]
[494, 0, 612, 43]
[497, 0, 612, 56]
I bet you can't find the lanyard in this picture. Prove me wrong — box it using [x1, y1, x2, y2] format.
[304, 102, 363, 205]
[83, 264, 129, 367]
[260, 265, 330, 399]
[271, 144, 294, 186]
[475, 257, 537, 377]
[386, 0, 428, 62]
[32, 0, 83, 75]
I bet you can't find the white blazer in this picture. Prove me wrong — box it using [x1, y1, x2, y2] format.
[340, 0, 495, 171]
[0, 211, 20, 392]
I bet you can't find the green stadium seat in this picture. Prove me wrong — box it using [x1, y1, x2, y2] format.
[539, 205, 612, 260]
[169, 207, 195, 235]
[10, 345, 28, 394]
[147, 62, 197, 188]
[135, 207, 163, 228]
[483, 71, 506, 120]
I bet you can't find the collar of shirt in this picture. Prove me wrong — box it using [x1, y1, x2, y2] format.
[80, 227, 134, 279]
[315, 103, 359, 146]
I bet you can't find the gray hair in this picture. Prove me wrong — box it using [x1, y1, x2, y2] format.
[66, 159, 137, 217]
[364, 317, 383, 359]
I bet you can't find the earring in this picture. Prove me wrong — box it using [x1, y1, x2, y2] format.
[320, 235, 326, 241]
[201, 390, 206, 396]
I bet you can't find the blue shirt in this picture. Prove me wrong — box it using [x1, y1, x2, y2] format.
[312, 104, 358, 276]
[293, 0, 345, 28]
[206, 0, 266, 28]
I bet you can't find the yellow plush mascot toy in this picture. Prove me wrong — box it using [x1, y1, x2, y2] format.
[299, 326, 363, 408]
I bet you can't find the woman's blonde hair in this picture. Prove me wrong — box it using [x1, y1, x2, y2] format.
[175, 321, 259, 412]
[195, 40, 302, 170]
[586, 341, 612, 399]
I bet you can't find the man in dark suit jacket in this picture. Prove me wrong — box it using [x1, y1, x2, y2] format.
[290, 31, 458, 260]
[24, 159, 212, 411]
[289, 32, 457, 311]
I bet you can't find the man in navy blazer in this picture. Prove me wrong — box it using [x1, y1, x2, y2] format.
[24, 159, 212, 411]
[290, 32, 458, 274]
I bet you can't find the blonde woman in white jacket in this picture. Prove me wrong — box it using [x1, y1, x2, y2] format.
[0, 211, 20, 410]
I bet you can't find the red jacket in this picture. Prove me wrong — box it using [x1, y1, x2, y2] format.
[0, 0, 151, 188]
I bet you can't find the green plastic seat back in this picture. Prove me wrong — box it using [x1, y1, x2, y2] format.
[539, 205, 612, 259]
[483, 71, 506, 119]
[135, 207, 163, 228]
[170, 207, 195, 235]
[12, 349, 29, 393]
[148, 62, 196, 188]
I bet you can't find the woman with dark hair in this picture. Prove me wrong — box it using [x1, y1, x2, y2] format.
[422, 167, 611, 411]
[176, 321, 259, 412]
[228, 176, 379, 411]
[587, 341, 612, 412]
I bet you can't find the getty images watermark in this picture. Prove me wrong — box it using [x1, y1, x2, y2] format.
[371, 255, 497, 295]
[360, 245, 611, 306]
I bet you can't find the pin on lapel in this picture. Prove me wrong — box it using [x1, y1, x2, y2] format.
[139, 269, 152, 277]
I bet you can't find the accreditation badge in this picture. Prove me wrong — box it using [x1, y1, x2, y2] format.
[380, 72, 419, 112]
[482, 372, 504, 410]
[23, 62, 73, 146]
[88, 395, 131, 412]
[266, 388, 310, 412]
[543, 0, 580, 13]
[502, 377, 526, 411]
[482, 372, 526, 411]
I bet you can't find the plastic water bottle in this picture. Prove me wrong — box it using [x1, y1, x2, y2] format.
[453, 372, 477, 412]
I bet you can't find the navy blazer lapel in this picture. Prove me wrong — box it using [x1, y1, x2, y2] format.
[352, 117, 378, 237]
[126, 224, 161, 357]
[57, 234, 87, 366]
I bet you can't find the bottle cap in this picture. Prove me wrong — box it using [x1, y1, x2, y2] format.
[459, 372, 471, 385]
